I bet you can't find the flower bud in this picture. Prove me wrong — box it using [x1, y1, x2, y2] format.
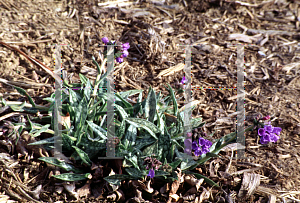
[122, 42, 130, 50]
[116, 57, 123, 63]
[102, 37, 109, 44]
[122, 50, 129, 57]
[187, 132, 192, 137]
[262, 115, 270, 120]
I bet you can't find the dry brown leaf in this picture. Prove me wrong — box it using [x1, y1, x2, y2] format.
[156, 63, 185, 78]
[199, 187, 210, 203]
[60, 112, 71, 129]
[238, 172, 260, 200]
[144, 180, 154, 193]
[160, 183, 170, 194]
[0, 194, 10, 202]
[184, 174, 204, 191]
[282, 62, 300, 74]
[167, 168, 183, 203]
[228, 33, 261, 43]
[178, 100, 201, 113]
[63, 182, 78, 200]
[183, 194, 196, 201]
[107, 189, 125, 202]
[77, 181, 91, 199]
[31, 184, 42, 200]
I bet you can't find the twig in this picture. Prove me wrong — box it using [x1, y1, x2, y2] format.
[247, 29, 295, 36]
[0, 41, 62, 86]
[0, 112, 28, 122]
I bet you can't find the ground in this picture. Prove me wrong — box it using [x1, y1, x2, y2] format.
[0, 0, 300, 202]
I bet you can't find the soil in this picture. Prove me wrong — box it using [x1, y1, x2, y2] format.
[0, 0, 300, 202]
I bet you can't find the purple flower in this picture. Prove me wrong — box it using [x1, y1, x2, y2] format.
[148, 168, 155, 178]
[102, 37, 109, 44]
[258, 124, 281, 144]
[192, 137, 212, 156]
[122, 42, 130, 50]
[193, 146, 202, 156]
[122, 50, 129, 57]
[116, 57, 123, 63]
[180, 76, 187, 84]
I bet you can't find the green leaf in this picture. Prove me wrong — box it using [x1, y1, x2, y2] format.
[115, 103, 129, 120]
[38, 157, 82, 173]
[13, 86, 35, 107]
[62, 133, 75, 151]
[117, 120, 126, 139]
[125, 155, 140, 170]
[191, 117, 205, 129]
[136, 91, 143, 116]
[83, 79, 92, 101]
[86, 120, 107, 140]
[171, 139, 184, 150]
[167, 84, 177, 116]
[125, 168, 143, 179]
[75, 96, 88, 133]
[124, 124, 137, 143]
[154, 170, 170, 177]
[95, 71, 108, 89]
[125, 118, 160, 137]
[92, 56, 101, 74]
[145, 87, 156, 123]
[52, 173, 91, 181]
[79, 73, 88, 84]
[215, 137, 224, 149]
[142, 141, 158, 157]
[180, 159, 198, 171]
[79, 133, 106, 159]
[72, 146, 92, 166]
[157, 112, 164, 135]
[115, 93, 133, 116]
[135, 136, 156, 150]
[9, 101, 26, 112]
[27, 136, 59, 145]
[31, 124, 50, 137]
[205, 152, 221, 158]
[104, 174, 130, 186]
[169, 159, 182, 169]
[119, 89, 142, 98]
[69, 89, 81, 106]
[170, 143, 176, 162]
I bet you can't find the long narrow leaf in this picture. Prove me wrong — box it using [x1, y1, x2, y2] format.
[145, 87, 156, 123]
[38, 157, 82, 173]
[13, 85, 35, 107]
[86, 120, 107, 140]
[52, 173, 91, 181]
[167, 84, 177, 116]
[72, 146, 92, 166]
[125, 118, 158, 140]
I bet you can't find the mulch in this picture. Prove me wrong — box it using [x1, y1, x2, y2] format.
[0, 0, 300, 202]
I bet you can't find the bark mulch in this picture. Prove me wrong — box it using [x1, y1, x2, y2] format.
[0, 0, 300, 202]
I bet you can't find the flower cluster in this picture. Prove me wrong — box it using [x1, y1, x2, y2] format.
[184, 127, 212, 157]
[101, 37, 130, 63]
[192, 137, 212, 156]
[143, 156, 162, 178]
[258, 122, 281, 144]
